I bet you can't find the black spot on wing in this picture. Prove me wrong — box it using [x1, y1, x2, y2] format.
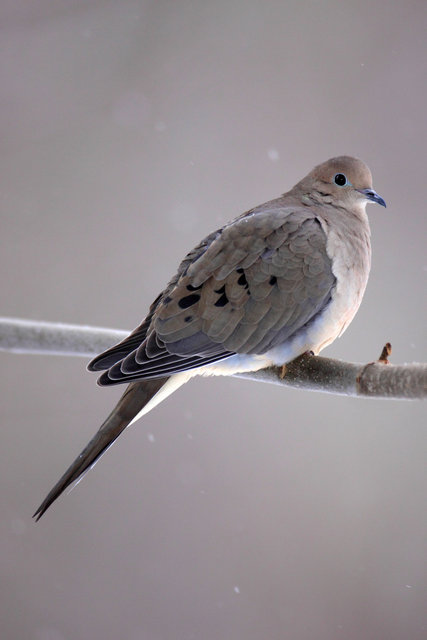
[269, 276, 277, 286]
[237, 272, 249, 288]
[178, 293, 201, 309]
[214, 292, 229, 307]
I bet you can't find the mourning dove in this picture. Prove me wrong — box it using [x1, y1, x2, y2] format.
[34, 156, 386, 519]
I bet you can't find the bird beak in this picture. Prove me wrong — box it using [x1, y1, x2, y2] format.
[357, 188, 386, 208]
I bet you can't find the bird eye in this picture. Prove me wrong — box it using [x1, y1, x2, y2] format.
[334, 173, 347, 187]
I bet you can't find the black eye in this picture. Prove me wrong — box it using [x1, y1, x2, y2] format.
[334, 173, 347, 187]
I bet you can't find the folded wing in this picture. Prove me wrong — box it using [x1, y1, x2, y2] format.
[88, 205, 335, 385]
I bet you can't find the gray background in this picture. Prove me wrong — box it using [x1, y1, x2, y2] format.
[1, 1, 426, 639]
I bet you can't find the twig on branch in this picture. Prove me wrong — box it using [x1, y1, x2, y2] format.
[377, 342, 392, 364]
[0, 317, 426, 400]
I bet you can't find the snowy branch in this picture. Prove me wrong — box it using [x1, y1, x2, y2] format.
[0, 317, 425, 400]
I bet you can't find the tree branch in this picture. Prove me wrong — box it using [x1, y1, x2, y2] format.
[0, 317, 127, 357]
[0, 317, 425, 400]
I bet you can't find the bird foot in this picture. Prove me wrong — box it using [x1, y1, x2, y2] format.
[280, 351, 315, 379]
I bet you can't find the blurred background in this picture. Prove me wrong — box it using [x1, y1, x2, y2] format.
[1, 1, 426, 639]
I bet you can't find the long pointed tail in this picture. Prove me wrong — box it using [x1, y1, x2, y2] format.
[33, 377, 169, 520]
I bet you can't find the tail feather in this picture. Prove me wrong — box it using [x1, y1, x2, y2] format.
[33, 377, 169, 520]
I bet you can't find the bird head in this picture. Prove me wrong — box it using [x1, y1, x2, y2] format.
[299, 156, 386, 211]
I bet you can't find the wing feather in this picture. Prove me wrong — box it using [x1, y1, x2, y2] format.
[89, 204, 336, 385]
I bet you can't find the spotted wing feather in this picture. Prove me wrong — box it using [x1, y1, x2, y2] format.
[89, 204, 336, 385]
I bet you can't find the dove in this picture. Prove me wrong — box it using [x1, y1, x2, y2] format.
[34, 156, 386, 519]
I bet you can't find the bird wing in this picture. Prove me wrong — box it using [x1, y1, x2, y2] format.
[89, 205, 336, 385]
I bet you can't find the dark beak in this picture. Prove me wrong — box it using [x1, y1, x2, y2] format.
[357, 188, 386, 208]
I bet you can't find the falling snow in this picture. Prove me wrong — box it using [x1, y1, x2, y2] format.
[267, 148, 280, 162]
